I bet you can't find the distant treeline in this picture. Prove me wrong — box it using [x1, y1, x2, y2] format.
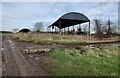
[0, 31, 13, 34]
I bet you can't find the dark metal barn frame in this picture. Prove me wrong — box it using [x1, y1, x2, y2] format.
[48, 12, 90, 35]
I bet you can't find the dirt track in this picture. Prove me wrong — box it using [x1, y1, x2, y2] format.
[2, 36, 46, 76]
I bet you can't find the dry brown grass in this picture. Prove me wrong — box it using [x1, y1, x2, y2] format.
[12, 33, 119, 44]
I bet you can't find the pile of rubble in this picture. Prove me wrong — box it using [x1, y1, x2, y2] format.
[24, 47, 54, 55]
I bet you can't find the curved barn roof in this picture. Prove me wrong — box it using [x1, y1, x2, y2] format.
[19, 28, 31, 33]
[48, 12, 90, 29]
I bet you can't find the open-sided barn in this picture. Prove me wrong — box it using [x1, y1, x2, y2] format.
[48, 12, 90, 35]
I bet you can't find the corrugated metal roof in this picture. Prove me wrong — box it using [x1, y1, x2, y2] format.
[48, 12, 90, 29]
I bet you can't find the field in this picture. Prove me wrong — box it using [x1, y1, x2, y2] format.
[11, 33, 119, 76]
[12, 33, 119, 45]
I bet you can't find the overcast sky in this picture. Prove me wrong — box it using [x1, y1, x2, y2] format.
[1, 1, 118, 31]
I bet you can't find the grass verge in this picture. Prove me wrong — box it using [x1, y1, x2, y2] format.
[42, 46, 118, 76]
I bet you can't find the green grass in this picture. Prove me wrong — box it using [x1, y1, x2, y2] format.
[17, 36, 87, 45]
[42, 46, 118, 76]
[0, 33, 12, 36]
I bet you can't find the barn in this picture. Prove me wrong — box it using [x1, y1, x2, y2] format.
[19, 28, 31, 33]
[48, 12, 90, 35]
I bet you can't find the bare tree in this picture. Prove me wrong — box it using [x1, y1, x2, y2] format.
[94, 19, 104, 40]
[94, 19, 118, 38]
[33, 22, 44, 32]
[105, 19, 113, 37]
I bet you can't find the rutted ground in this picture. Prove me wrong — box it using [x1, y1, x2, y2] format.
[2, 36, 46, 76]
